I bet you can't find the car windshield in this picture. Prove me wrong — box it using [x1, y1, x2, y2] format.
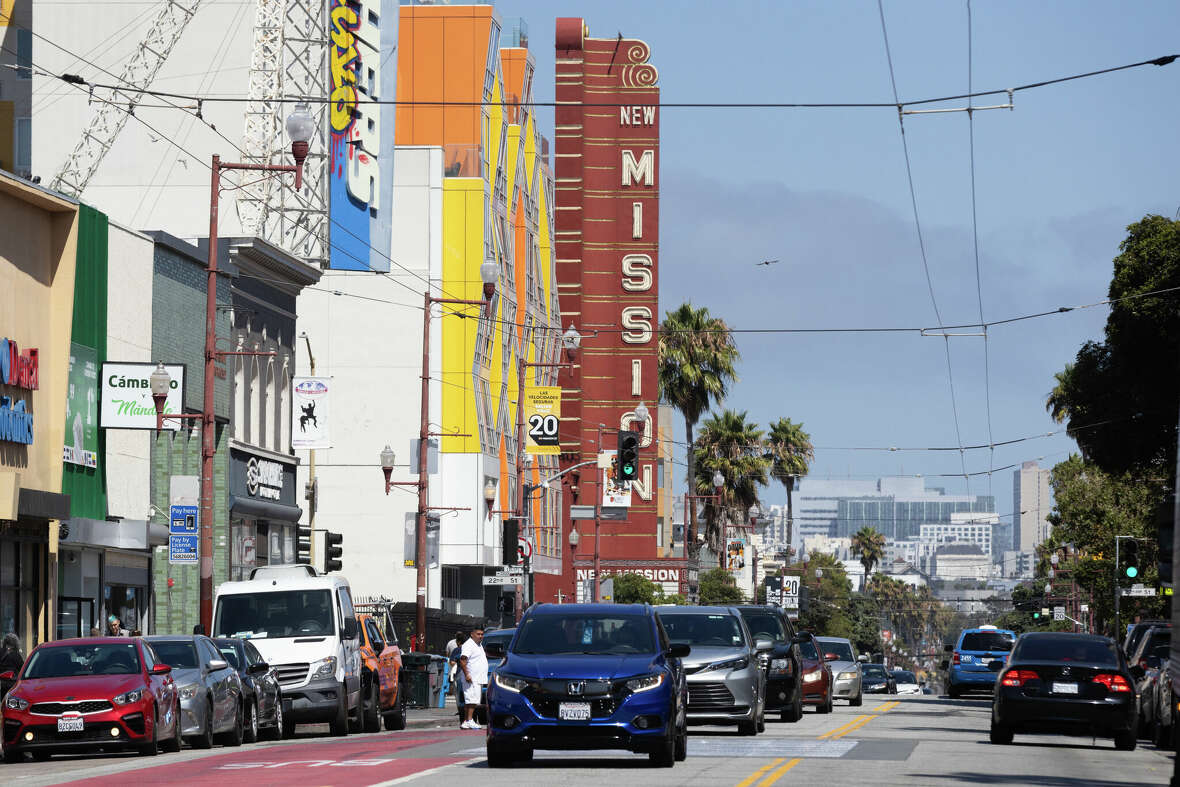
[24, 643, 142, 678]
[514, 614, 654, 655]
[213, 590, 335, 638]
[660, 612, 746, 648]
[960, 632, 1015, 652]
[798, 639, 818, 660]
[215, 644, 242, 670]
[151, 641, 200, 669]
[740, 612, 786, 643]
[818, 640, 854, 662]
[893, 671, 917, 683]
[862, 664, 889, 679]
[1014, 636, 1118, 665]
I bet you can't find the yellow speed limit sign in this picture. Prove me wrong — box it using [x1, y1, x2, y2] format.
[524, 385, 562, 455]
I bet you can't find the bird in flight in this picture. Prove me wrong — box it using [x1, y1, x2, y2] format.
[756, 259, 780, 266]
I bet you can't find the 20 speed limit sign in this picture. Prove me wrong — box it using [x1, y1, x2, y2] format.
[524, 386, 562, 455]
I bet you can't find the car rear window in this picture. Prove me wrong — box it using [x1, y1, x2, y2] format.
[798, 639, 818, 660]
[1014, 637, 1118, 665]
[960, 632, 1014, 652]
[862, 664, 888, 679]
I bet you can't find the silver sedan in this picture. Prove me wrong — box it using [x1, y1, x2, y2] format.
[146, 635, 244, 748]
[817, 636, 863, 706]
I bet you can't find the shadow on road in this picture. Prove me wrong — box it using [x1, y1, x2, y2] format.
[466, 756, 657, 769]
[911, 772, 1158, 786]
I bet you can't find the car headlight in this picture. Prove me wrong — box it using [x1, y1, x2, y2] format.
[493, 673, 532, 694]
[4, 696, 29, 710]
[625, 674, 665, 694]
[706, 656, 749, 672]
[113, 689, 143, 706]
[770, 658, 789, 672]
[178, 683, 200, 700]
[838, 671, 858, 680]
[313, 656, 338, 678]
[803, 670, 823, 683]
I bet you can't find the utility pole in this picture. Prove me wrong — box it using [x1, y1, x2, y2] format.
[301, 332, 317, 568]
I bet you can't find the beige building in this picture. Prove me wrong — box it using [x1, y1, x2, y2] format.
[1014, 460, 1052, 553]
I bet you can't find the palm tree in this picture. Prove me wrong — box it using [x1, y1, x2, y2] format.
[693, 410, 769, 560]
[850, 526, 887, 581]
[658, 303, 740, 555]
[765, 418, 813, 554]
[1045, 364, 1075, 424]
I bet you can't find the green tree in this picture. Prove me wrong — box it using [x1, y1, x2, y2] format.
[698, 567, 746, 605]
[850, 526, 887, 578]
[661, 592, 687, 606]
[794, 553, 853, 636]
[694, 410, 770, 559]
[1046, 215, 1180, 474]
[658, 303, 740, 557]
[765, 418, 813, 552]
[613, 572, 663, 605]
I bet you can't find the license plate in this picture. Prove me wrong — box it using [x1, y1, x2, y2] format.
[1051, 682, 1079, 695]
[558, 702, 591, 721]
[57, 716, 84, 732]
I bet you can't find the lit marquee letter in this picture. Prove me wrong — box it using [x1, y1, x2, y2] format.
[621, 307, 653, 344]
[621, 150, 654, 187]
[621, 254, 652, 292]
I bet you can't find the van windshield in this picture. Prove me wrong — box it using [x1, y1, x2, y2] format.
[214, 590, 335, 638]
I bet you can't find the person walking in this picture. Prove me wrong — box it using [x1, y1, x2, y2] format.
[458, 627, 487, 730]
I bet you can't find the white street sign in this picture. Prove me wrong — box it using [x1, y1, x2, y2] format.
[1124, 586, 1156, 597]
[482, 575, 522, 586]
[100, 362, 185, 430]
[1080, 603, 1089, 613]
[1053, 606, 1065, 621]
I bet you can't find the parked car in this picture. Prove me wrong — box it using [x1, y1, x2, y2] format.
[356, 612, 405, 731]
[797, 632, 833, 713]
[212, 637, 284, 742]
[1154, 653, 1177, 749]
[483, 628, 516, 674]
[213, 565, 363, 736]
[145, 635, 243, 748]
[816, 636, 863, 706]
[1, 638, 181, 761]
[657, 606, 767, 735]
[1133, 641, 1170, 741]
[735, 605, 806, 722]
[1123, 619, 1169, 658]
[890, 669, 921, 695]
[945, 625, 1016, 698]
[989, 631, 1137, 750]
[861, 663, 896, 694]
[484, 603, 689, 767]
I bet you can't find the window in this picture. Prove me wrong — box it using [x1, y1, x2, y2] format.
[337, 587, 356, 634]
[151, 641, 199, 669]
[514, 614, 654, 655]
[244, 641, 265, 667]
[24, 643, 142, 678]
[213, 589, 334, 638]
[16, 29, 31, 79]
[16, 118, 31, 171]
[365, 619, 385, 652]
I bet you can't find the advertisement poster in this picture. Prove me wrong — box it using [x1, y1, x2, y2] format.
[601, 460, 632, 507]
[64, 342, 98, 467]
[523, 385, 561, 455]
[292, 377, 332, 449]
[100, 362, 185, 431]
[726, 538, 747, 571]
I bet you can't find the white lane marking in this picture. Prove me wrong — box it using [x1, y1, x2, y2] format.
[365, 756, 483, 786]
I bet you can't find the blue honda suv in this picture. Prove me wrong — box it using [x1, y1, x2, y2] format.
[484, 603, 690, 767]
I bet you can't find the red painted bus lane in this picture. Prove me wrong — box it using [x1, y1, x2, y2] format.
[67, 733, 481, 787]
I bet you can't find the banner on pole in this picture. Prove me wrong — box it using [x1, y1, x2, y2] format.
[524, 385, 562, 456]
[292, 377, 332, 449]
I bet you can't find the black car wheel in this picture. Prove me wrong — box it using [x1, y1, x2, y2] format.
[329, 683, 350, 736]
[220, 700, 244, 747]
[281, 698, 297, 739]
[191, 699, 215, 749]
[264, 693, 285, 740]
[243, 698, 259, 743]
[674, 717, 688, 762]
[348, 681, 364, 733]
[384, 683, 407, 731]
[162, 698, 182, 753]
[850, 691, 863, 707]
[363, 679, 381, 733]
[989, 719, 1013, 745]
[1114, 728, 1138, 751]
[649, 720, 676, 766]
[487, 741, 516, 768]
[2, 749, 22, 764]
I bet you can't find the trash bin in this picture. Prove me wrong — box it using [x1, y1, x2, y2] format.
[400, 652, 432, 708]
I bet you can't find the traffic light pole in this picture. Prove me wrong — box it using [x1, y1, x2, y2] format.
[1115, 535, 1121, 638]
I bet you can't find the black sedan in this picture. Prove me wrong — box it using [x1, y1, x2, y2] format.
[213, 638, 284, 742]
[861, 663, 896, 694]
[989, 632, 1137, 750]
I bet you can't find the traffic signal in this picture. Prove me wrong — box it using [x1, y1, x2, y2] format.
[502, 518, 520, 566]
[1122, 539, 1140, 580]
[296, 523, 312, 565]
[617, 430, 639, 481]
[324, 531, 343, 573]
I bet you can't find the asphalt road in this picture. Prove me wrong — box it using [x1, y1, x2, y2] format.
[2, 695, 1175, 786]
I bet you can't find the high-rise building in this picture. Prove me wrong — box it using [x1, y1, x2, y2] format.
[0, 0, 32, 178]
[1013, 460, 1052, 552]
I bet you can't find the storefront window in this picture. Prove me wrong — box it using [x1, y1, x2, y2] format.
[104, 585, 142, 633]
[230, 518, 258, 581]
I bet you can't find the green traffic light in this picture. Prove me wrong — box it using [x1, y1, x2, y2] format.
[1033, 612, 1040, 619]
[1126, 566, 1139, 579]
[623, 464, 635, 475]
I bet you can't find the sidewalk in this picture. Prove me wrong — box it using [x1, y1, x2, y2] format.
[404, 695, 467, 730]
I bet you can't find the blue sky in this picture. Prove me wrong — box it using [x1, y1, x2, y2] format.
[492, 0, 1179, 522]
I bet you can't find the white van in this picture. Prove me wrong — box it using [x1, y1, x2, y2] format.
[213, 565, 362, 736]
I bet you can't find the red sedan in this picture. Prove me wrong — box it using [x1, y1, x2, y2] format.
[2, 637, 181, 762]
[797, 632, 834, 714]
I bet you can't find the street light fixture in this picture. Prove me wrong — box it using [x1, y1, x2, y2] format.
[484, 480, 497, 520]
[480, 261, 499, 301]
[633, 400, 649, 428]
[712, 470, 724, 490]
[149, 362, 171, 417]
[284, 102, 314, 190]
[748, 503, 761, 527]
[561, 324, 582, 360]
[380, 445, 396, 495]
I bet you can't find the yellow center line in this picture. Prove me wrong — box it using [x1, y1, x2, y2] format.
[758, 757, 803, 786]
[817, 714, 869, 739]
[872, 700, 900, 713]
[735, 757, 784, 787]
[829, 713, 879, 739]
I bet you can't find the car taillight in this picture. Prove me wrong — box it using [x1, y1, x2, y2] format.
[1093, 673, 1132, 693]
[953, 652, 961, 665]
[1000, 669, 1038, 687]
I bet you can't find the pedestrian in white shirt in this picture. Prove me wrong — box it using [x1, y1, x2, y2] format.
[459, 627, 487, 730]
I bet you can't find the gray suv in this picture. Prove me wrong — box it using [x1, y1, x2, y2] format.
[656, 606, 767, 735]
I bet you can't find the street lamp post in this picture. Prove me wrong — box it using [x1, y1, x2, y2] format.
[149, 104, 311, 633]
[568, 526, 581, 601]
[514, 324, 580, 621]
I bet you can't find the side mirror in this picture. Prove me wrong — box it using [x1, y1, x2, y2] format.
[857, 654, 868, 662]
[343, 618, 358, 639]
[0, 671, 14, 680]
[248, 661, 270, 674]
[823, 653, 841, 662]
[484, 642, 506, 660]
[206, 659, 229, 672]
[150, 664, 172, 675]
[666, 643, 691, 659]
[754, 636, 774, 652]
[987, 660, 1004, 672]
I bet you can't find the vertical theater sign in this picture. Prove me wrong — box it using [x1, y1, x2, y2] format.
[544, 19, 693, 601]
